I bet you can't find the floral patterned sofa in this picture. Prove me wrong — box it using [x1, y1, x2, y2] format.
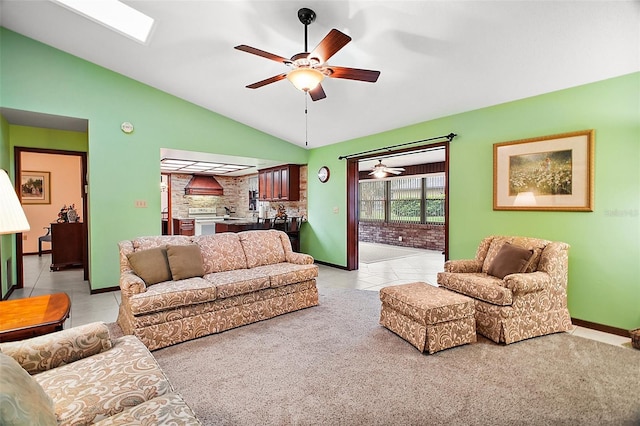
[437, 235, 572, 344]
[0, 322, 201, 425]
[117, 230, 319, 350]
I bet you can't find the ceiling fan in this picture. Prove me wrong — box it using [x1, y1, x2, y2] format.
[369, 160, 405, 178]
[234, 7, 380, 101]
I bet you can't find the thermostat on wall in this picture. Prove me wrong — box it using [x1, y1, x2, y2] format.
[121, 122, 134, 134]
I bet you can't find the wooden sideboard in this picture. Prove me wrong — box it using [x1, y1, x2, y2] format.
[50, 222, 85, 271]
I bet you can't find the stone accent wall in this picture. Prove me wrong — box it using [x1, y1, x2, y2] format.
[170, 165, 308, 220]
[359, 222, 445, 252]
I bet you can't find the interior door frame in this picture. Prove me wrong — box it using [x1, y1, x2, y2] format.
[345, 141, 450, 270]
[14, 147, 89, 287]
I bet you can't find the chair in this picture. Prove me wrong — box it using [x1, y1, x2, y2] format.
[286, 218, 300, 252]
[437, 235, 572, 344]
[38, 227, 52, 256]
[259, 218, 271, 229]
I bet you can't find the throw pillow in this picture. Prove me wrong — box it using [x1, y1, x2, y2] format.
[127, 246, 172, 285]
[487, 243, 534, 279]
[166, 244, 205, 280]
[0, 353, 57, 426]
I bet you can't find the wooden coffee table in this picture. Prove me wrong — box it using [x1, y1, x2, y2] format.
[0, 293, 71, 342]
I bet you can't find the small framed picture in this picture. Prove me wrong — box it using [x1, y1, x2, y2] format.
[493, 130, 594, 211]
[21, 171, 51, 204]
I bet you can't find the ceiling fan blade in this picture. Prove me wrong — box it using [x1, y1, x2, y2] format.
[308, 84, 326, 101]
[386, 167, 405, 172]
[308, 29, 351, 63]
[234, 45, 291, 64]
[387, 170, 403, 175]
[326, 66, 380, 83]
[246, 73, 288, 89]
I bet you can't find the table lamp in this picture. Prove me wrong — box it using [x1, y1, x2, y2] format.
[0, 169, 30, 235]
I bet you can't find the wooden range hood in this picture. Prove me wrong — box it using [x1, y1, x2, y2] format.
[184, 175, 224, 196]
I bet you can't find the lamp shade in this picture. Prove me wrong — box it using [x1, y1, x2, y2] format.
[287, 67, 324, 91]
[0, 169, 30, 235]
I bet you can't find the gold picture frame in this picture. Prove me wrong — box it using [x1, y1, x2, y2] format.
[493, 130, 594, 211]
[21, 171, 51, 204]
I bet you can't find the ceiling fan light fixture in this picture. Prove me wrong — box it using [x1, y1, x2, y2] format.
[287, 67, 324, 92]
[373, 169, 387, 179]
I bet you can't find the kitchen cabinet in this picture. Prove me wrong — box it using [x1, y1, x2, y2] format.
[258, 164, 300, 201]
[173, 219, 195, 236]
[50, 222, 85, 271]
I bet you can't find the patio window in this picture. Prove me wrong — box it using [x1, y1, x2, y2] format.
[359, 173, 445, 224]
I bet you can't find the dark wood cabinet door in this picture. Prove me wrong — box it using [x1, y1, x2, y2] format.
[259, 171, 269, 200]
[273, 168, 283, 199]
[51, 222, 85, 271]
[279, 167, 289, 199]
[173, 219, 194, 236]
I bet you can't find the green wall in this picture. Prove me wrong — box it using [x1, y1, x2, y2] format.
[1, 115, 13, 296]
[306, 72, 639, 331]
[1, 28, 308, 295]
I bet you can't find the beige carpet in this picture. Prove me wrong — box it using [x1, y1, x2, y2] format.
[145, 288, 640, 425]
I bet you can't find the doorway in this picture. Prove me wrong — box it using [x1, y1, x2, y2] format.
[345, 141, 450, 270]
[14, 147, 89, 287]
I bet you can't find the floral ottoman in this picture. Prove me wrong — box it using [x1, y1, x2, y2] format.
[379, 282, 476, 353]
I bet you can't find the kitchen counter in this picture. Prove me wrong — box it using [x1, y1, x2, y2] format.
[214, 218, 302, 251]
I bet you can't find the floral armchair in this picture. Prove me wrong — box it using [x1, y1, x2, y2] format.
[437, 236, 572, 344]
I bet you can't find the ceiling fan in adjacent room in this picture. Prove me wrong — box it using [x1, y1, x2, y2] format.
[369, 160, 405, 178]
[234, 7, 380, 101]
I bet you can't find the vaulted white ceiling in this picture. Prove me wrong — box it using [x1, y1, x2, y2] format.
[1, 1, 638, 158]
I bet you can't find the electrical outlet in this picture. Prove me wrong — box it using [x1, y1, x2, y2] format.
[398, 236, 403, 242]
[135, 200, 147, 208]
[333, 207, 339, 214]
[22, 235, 28, 240]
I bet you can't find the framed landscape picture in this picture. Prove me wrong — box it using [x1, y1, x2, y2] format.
[21, 171, 51, 204]
[493, 130, 594, 211]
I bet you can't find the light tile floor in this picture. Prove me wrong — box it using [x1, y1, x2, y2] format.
[12, 246, 632, 348]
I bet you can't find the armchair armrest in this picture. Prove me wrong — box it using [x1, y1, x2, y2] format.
[444, 259, 482, 273]
[120, 270, 148, 297]
[503, 271, 551, 295]
[0, 322, 112, 375]
[286, 252, 314, 265]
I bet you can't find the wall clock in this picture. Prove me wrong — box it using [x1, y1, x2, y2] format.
[317, 166, 330, 183]
[121, 122, 134, 134]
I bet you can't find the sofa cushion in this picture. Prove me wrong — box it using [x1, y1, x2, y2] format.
[94, 392, 201, 425]
[438, 272, 513, 306]
[251, 263, 319, 288]
[0, 352, 57, 426]
[482, 236, 547, 274]
[129, 277, 216, 315]
[127, 246, 172, 285]
[238, 230, 286, 268]
[0, 322, 112, 375]
[193, 233, 248, 273]
[35, 335, 172, 426]
[167, 245, 205, 280]
[487, 243, 534, 279]
[204, 269, 270, 299]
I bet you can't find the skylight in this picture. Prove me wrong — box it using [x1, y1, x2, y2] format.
[52, 0, 154, 44]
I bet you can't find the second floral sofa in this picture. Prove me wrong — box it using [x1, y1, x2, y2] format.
[117, 229, 318, 350]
